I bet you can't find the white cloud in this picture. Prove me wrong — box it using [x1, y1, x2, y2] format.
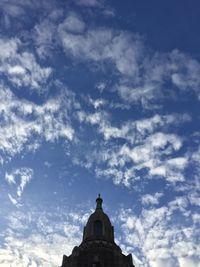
[117, 83, 158, 108]
[191, 145, 200, 164]
[164, 157, 188, 183]
[0, 231, 76, 267]
[179, 257, 200, 267]
[117, 49, 200, 107]
[33, 18, 58, 59]
[8, 194, 18, 206]
[58, 16, 143, 77]
[168, 196, 189, 217]
[75, 0, 102, 7]
[0, 4, 198, 267]
[0, 209, 86, 267]
[0, 85, 76, 159]
[189, 193, 200, 207]
[58, 13, 200, 106]
[16, 168, 33, 197]
[7, 65, 26, 75]
[0, 38, 52, 89]
[79, 110, 190, 143]
[0, 0, 53, 21]
[142, 193, 163, 206]
[87, 96, 108, 109]
[118, 204, 200, 267]
[76, 110, 190, 187]
[5, 173, 16, 185]
[59, 12, 86, 33]
[170, 50, 200, 98]
[96, 82, 106, 92]
[0, 1, 25, 18]
[5, 168, 33, 205]
[149, 258, 179, 267]
[97, 132, 185, 186]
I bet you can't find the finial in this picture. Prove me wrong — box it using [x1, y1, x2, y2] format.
[96, 194, 103, 210]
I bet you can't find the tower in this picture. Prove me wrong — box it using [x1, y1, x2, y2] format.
[61, 195, 135, 267]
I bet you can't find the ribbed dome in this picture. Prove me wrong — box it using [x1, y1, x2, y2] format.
[82, 195, 114, 242]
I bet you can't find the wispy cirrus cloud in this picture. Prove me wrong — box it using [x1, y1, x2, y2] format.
[118, 199, 200, 267]
[5, 167, 33, 206]
[33, 9, 63, 59]
[74, 0, 102, 7]
[0, 208, 87, 267]
[0, 2, 199, 267]
[0, 0, 54, 18]
[58, 12, 143, 77]
[0, 38, 52, 90]
[0, 84, 76, 159]
[118, 49, 200, 107]
[75, 110, 191, 188]
[95, 132, 186, 187]
[141, 192, 163, 206]
[60, 12, 86, 34]
[57, 12, 200, 109]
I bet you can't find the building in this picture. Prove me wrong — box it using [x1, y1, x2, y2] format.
[61, 194, 135, 267]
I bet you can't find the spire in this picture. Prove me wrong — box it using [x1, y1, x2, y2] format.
[96, 194, 103, 210]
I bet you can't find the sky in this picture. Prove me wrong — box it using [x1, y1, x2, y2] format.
[0, 0, 200, 266]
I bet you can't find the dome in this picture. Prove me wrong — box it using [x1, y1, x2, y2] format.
[61, 195, 135, 267]
[82, 195, 114, 243]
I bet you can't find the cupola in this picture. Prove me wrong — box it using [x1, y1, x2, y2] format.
[61, 195, 135, 267]
[82, 194, 114, 242]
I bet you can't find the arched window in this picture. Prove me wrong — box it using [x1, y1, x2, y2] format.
[94, 220, 103, 235]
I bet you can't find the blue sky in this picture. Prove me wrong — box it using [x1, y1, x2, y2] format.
[0, 0, 200, 266]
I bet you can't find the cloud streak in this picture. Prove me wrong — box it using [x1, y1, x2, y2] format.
[0, 85, 76, 159]
[0, 38, 52, 90]
[57, 12, 200, 109]
[5, 167, 33, 206]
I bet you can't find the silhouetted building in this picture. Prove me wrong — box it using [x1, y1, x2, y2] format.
[61, 195, 135, 267]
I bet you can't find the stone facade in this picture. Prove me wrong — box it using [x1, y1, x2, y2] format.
[61, 195, 135, 267]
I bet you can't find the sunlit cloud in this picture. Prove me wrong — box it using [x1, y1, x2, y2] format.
[0, 1, 199, 266]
